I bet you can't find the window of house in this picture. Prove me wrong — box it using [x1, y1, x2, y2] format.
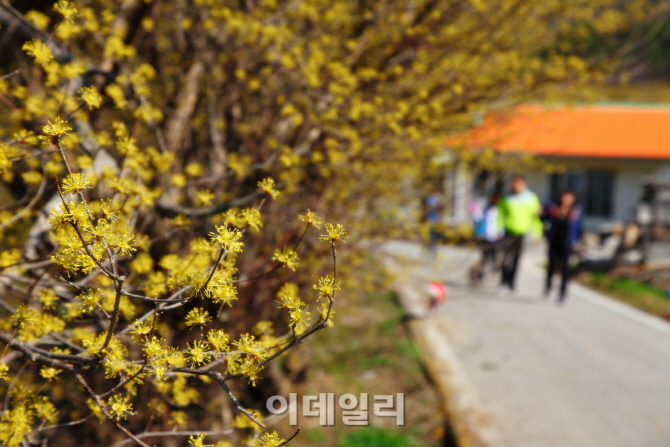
[550, 170, 614, 217]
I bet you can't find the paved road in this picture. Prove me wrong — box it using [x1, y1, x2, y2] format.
[382, 241, 670, 447]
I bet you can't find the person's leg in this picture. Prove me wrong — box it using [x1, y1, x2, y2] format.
[558, 247, 571, 302]
[428, 226, 439, 258]
[492, 240, 503, 271]
[482, 244, 495, 269]
[507, 235, 524, 290]
[500, 236, 514, 287]
[545, 246, 556, 296]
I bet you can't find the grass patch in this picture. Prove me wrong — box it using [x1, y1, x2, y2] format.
[280, 291, 443, 447]
[576, 271, 670, 318]
[338, 427, 411, 447]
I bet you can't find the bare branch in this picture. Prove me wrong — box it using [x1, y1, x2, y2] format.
[171, 368, 266, 428]
[30, 415, 92, 434]
[100, 281, 123, 355]
[278, 428, 301, 447]
[111, 429, 235, 447]
[74, 373, 152, 447]
[156, 189, 270, 218]
[0, 162, 48, 231]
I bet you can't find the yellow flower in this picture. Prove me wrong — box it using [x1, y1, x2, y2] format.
[22, 171, 43, 184]
[289, 303, 312, 332]
[276, 283, 300, 310]
[209, 224, 244, 254]
[171, 173, 187, 187]
[108, 395, 133, 420]
[13, 304, 38, 328]
[87, 398, 105, 423]
[195, 189, 215, 206]
[272, 247, 299, 271]
[78, 289, 102, 312]
[313, 277, 339, 301]
[169, 410, 187, 427]
[38, 289, 59, 310]
[128, 319, 153, 342]
[62, 61, 87, 79]
[257, 432, 286, 447]
[105, 84, 127, 109]
[186, 340, 212, 368]
[188, 434, 213, 447]
[185, 308, 212, 327]
[141, 17, 155, 31]
[0, 362, 9, 380]
[130, 252, 153, 274]
[185, 162, 203, 177]
[209, 282, 238, 306]
[318, 301, 334, 326]
[22, 39, 53, 66]
[13, 129, 38, 145]
[25, 11, 51, 30]
[78, 86, 102, 110]
[33, 396, 58, 423]
[53, 0, 78, 21]
[61, 173, 91, 196]
[42, 117, 72, 137]
[207, 329, 229, 352]
[319, 223, 348, 243]
[298, 209, 322, 228]
[240, 208, 262, 231]
[143, 336, 165, 358]
[258, 178, 279, 199]
[173, 214, 191, 229]
[39, 366, 62, 381]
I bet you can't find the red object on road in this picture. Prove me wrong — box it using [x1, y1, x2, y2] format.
[428, 281, 446, 308]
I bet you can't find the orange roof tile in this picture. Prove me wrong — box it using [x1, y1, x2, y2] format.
[456, 104, 670, 159]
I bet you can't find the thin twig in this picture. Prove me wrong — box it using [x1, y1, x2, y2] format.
[74, 373, 152, 447]
[202, 246, 226, 294]
[120, 291, 191, 303]
[54, 182, 117, 279]
[0, 163, 47, 231]
[100, 281, 123, 355]
[0, 62, 27, 80]
[156, 188, 277, 218]
[278, 428, 301, 447]
[171, 368, 266, 428]
[30, 415, 92, 434]
[100, 305, 157, 398]
[111, 429, 235, 447]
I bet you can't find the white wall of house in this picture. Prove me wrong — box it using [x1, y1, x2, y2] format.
[525, 170, 548, 204]
[443, 161, 473, 225]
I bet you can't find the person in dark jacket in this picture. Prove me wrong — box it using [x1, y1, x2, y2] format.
[543, 190, 582, 304]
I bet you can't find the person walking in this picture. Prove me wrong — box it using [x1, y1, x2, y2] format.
[424, 187, 442, 255]
[543, 190, 582, 304]
[469, 192, 503, 286]
[497, 174, 542, 293]
[482, 192, 503, 268]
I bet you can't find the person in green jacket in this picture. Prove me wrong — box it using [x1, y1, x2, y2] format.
[497, 174, 542, 292]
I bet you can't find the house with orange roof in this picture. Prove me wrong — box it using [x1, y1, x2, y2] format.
[455, 104, 670, 232]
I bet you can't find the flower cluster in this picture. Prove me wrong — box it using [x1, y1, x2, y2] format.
[319, 223, 348, 243]
[272, 246, 299, 271]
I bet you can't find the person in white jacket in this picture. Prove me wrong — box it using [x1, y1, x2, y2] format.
[481, 192, 503, 268]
